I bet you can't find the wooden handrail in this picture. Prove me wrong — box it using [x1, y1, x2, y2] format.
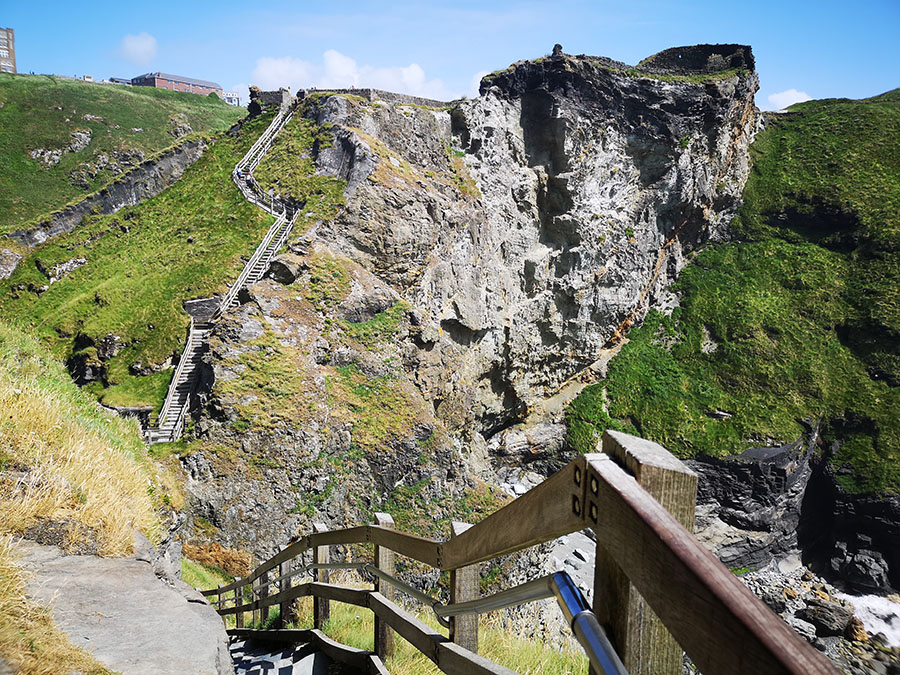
[202, 432, 838, 675]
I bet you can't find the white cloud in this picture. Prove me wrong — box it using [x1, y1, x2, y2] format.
[469, 70, 491, 97]
[118, 32, 157, 67]
[250, 50, 457, 100]
[766, 89, 812, 111]
[250, 57, 315, 91]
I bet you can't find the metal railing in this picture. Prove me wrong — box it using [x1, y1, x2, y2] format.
[149, 100, 298, 444]
[212, 213, 289, 319]
[152, 318, 194, 432]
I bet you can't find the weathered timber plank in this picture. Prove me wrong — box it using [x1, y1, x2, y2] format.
[307, 628, 371, 670]
[308, 526, 370, 548]
[310, 583, 369, 607]
[367, 592, 441, 663]
[368, 655, 391, 675]
[586, 455, 838, 675]
[449, 521, 478, 653]
[374, 513, 396, 661]
[437, 641, 518, 675]
[218, 582, 313, 616]
[366, 592, 514, 675]
[279, 558, 292, 628]
[313, 523, 330, 629]
[593, 431, 698, 675]
[441, 457, 588, 569]
[367, 526, 442, 567]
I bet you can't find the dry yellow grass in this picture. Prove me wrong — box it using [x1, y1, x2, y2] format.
[0, 535, 109, 674]
[0, 320, 163, 555]
[0, 321, 173, 670]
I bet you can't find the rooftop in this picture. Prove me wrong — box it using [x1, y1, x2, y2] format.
[133, 72, 222, 89]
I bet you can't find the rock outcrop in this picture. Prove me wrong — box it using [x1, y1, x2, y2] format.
[18, 539, 233, 674]
[7, 138, 207, 248]
[310, 47, 758, 439]
[182, 46, 759, 567]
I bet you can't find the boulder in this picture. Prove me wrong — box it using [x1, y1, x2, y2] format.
[268, 253, 305, 285]
[799, 596, 854, 636]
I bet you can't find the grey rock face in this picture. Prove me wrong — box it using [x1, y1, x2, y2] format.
[800, 596, 855, 637]
[689, 435, 814, 570]
[30, 128, 93, 168]
[312, 52, 758, 437]
[0, 248, 22, 280]
[268, 253, 306, 285]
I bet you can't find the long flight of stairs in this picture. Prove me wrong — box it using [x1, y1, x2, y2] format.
[148, 101, 298, 445]
[149, 323, 210, 444]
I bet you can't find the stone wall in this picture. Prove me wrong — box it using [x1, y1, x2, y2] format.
[637, 44, 755, 75]
[248, 87, 292, 115]
[300, 87, 453, 109]
[6, 138, 207, 249]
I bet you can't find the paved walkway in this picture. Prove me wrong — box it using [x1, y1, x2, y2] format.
[18, 541, 233, 674]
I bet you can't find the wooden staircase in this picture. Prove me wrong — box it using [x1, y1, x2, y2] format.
[148, 102, 298, 444]
[149, 321, 211, 444]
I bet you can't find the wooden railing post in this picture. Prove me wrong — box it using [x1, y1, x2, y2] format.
[259, 569, 270, 626]
[449, 521, 479, 653]
[313, 522, 330, 629]
[251, 575, 258, 626]
[591, 430, 698, 675]
[374, 513, 396, 661]
[234, 580, 244, 628]
[279, 557, 293, 628]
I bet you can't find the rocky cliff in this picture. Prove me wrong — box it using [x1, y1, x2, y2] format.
[181, 46, 759, 569]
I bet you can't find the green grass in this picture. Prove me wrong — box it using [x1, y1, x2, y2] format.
[288, 592, 587, 674]
[0, 73, 244, 232]
[567, 90, 900, 494]
[0, 112, 276, 413]
[215, 320, 316, 430]
[326, 363, 421, 452]
[181, 557, 233, 591]
[617, 67, 748, 84]
[253, 110, 346, 234]
[341, 301, 407, 347]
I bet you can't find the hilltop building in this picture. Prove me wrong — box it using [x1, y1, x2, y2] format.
[222, 91, 240, 106]
[0, 27, 16, 74]
[131, 72, 223, 97]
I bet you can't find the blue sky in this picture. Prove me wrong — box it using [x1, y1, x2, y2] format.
[4, 0, 898, 109]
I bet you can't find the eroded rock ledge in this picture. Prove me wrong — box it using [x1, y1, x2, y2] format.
[6, 138, 208, 250]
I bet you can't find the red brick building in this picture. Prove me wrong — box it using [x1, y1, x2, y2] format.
[131, 72, 223, 97]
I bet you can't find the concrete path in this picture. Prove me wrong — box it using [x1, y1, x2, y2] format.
[18, 540, 233, 674]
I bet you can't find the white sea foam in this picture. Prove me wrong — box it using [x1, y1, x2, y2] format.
[837, 592, 900, 647]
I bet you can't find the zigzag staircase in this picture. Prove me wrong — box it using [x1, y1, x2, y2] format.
[149, 102, 298, 444]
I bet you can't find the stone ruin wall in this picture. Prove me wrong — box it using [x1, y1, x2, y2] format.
[637, 44, 755, 75]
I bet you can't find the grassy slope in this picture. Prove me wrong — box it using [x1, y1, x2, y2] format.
[0, 73, 243, 233]
[0, 319, 176, 672]
[567, 90, 900, 494]
[252, 106, 346, 234]
[0, 320, 166, 552]
[0, 113, 276, 412]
